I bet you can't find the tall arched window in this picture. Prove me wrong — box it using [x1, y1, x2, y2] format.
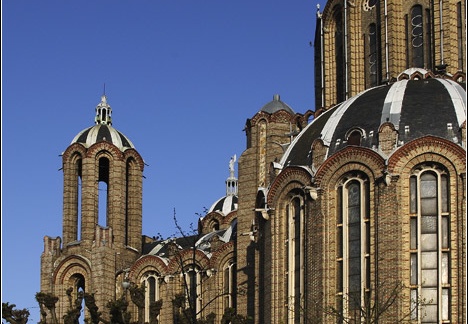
[336, 174, 370, 320]
[368, 23, 379, 87]
[141, 271, 160, 323]
[98, 157, 109, 226]
[68, 274, 86, 322]
[223, 261, 237, 310]
[286, 195, 304, 324]
[334, 6, 346, 103]
[457, 2, 464, 70]
[76, 158, 82, 241]
[183, 266, 201, 317]
[409, 164, 450, 322]
[411, 5, 424, 68]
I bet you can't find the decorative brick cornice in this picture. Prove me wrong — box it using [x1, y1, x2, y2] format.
[166, 249, 210, 273]
[53, 255, 92, 284]
[200, 210, 237, 234]
[129, 255, 169, 278]
[86, 142, 124, 160]
[314, 146, 386, 187]
[200, 212, 224, 231]
[123, 148, 145, 172]
[388, 135, 466, 173]
[208, 241, 235, 268]
[249, 110, 303, 126]
[62, 143, 87, 163]
[267, 166, 312, 205]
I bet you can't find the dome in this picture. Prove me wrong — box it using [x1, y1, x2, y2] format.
[281, 78, 466, 167]
[71, 124, 135, 151]
[208, 195, 238, 215]
[70, 95, 135, 152]
[260, 94, 295, 114]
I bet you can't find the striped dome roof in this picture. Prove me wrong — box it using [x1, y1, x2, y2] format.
[208, 195, 238, 215]
[70, 95, 135, 152]
[281, 77, 466, 167]
[71, 124, 135, 151]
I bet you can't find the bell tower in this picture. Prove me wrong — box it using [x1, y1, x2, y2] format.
[236, 94, 311, 321]
[41, 95, 145, 323]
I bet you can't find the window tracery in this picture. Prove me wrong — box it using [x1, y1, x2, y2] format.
[336, 173, 370, 320]
[409, 164, 451, 322]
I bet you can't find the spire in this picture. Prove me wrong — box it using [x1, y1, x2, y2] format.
[95, 95, 113, 125]
[226, 155, 238, 196]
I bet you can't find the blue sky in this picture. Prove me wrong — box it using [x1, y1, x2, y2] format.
[2, 0, 325, 321]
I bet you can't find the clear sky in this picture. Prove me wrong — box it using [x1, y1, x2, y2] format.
[2, 0, 326, 321]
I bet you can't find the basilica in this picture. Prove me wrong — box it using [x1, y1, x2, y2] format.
[41, 0, 466, 323]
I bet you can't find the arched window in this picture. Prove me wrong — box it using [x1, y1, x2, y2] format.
[183, 266, 201, 317]
[411, 5, 424, 68]
[368, 23, 379, 87]
[76, 158, 82, 241]
[141, 271, 161, 323]
[286, 195, 304, 324]
[223, 261, 237, 310]
[334, 6, 346, 103]
[98, 157, 109, 226]
[457, 2, 464, 70]
[347, 130, 362, 146]
[409, 165, 450, 322]
[211, 220, 220, 231]
[336, 174, 370, 320]
[68, 274, 86, 322]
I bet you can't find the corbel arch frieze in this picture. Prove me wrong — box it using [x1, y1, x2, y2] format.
[129, 255, 168, 280]
[208, 242, 235, 269]
[123, 148, 145, 172]
[86, 142, 124, 161]
[249, 110, 298, 126]
[62, 143, 87, 164]
[53, 255, 92, 285]
[166, 249, 210, 274]
[314, 146, 385, 189]
[269, 110, 297, 123]
[388, 135, 466, 177]
[250, 112, 270, 126]
[199, 212, 224, 232]
[267, 166, 312, 208]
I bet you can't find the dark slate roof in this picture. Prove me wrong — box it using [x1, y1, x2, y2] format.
[281, 78, 466, 167]
[142, 235, 198, 256]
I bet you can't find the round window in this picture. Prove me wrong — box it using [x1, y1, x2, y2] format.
[363, 0, 377, 11]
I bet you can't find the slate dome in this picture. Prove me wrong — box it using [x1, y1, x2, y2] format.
[281, 77, 466, 167]
[260, 94, 295, 114]
[71, 95, 135, 152]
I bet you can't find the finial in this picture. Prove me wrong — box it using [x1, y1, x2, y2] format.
[95, 93, 113, 126]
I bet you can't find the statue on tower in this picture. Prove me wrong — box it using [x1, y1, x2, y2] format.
[229, 155, 237, 177]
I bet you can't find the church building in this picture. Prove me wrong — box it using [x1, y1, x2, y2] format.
[41, 0, 466, 323]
